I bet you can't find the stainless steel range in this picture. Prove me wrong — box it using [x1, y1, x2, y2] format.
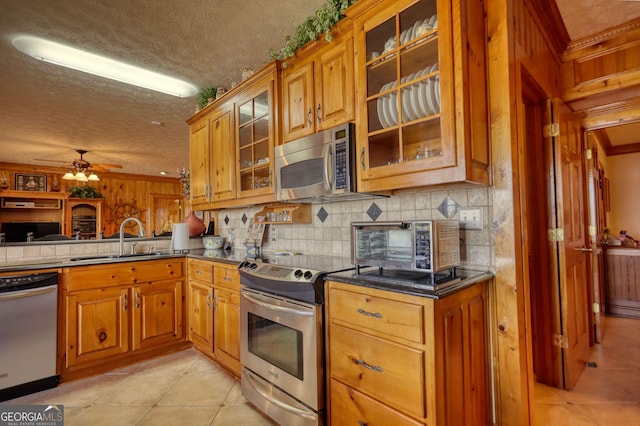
[238, 254, 354, 426]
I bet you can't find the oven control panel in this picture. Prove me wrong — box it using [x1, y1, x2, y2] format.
[238, 261, 320, 283]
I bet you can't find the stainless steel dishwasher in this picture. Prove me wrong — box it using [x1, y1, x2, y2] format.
[0, 271, 60, 401]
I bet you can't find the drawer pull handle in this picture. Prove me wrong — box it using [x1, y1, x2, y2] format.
[357, 358, 383, 372]
[357, 308, 382, 318]
[358, 421, 367, 426]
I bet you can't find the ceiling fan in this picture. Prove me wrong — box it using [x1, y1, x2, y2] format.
[36, 149, 123, 182]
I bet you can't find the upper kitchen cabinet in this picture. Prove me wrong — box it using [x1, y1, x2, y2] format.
[187, 100, 236, 210]
[235, 62, 280, 201]
[188, 114, 210, 208]
[346, 0, 490, 192]
[282, 20, 355, 143]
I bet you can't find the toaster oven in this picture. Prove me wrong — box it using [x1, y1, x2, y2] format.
[351, 220, 460, 273]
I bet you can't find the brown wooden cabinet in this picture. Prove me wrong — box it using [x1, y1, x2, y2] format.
[65, 198, 103, 239]
[66, 286, 130, 367]
[346, 0, 490, 192]
[282, 21, 354, 142]
[187, 258, 214, 354]
[187, 258, 241, 377]
[61, 259, 186, 380]
[235, 63, 279, 200]
[212, 263, 241, 376]
[188, 101, 236, 209]
[325, 279, 490, 425]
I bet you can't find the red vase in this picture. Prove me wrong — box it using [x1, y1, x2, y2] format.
[183, 211, 206, 237]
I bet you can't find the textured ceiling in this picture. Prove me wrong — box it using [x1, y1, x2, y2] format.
[0, 0, 639, 179]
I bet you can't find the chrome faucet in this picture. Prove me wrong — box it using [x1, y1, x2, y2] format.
[119, 217, 145, 256]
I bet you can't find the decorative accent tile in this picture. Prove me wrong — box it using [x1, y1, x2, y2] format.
[317, 207, 328, 223]
[224, 215, 229, 225]
[242, 213, 248, 224]
[367, 202, 382, 221]
[437, 196, 459, 219]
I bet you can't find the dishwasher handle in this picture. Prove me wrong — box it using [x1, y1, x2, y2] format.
[0, 285, 57, 301]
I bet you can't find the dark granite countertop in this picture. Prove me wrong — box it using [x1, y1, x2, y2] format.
[326, 267, 493, 299]
[0, 249, 251, 274]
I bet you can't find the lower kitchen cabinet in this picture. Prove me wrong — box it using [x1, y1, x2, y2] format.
[61, 259, 187, 381]
[187, 259, 215, 354]
[325, 279, 490, 426]
[213, 287, 241, 375]
[187, 258, 241, 377]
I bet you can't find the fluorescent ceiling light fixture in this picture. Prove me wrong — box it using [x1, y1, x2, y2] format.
[12, 35, 198, 97]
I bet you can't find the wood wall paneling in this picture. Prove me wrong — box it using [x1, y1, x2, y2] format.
[562, 18, 640, 104]
[0, 162, 182, 237]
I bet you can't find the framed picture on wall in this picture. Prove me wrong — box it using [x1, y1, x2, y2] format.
[15, 173, 47, 191]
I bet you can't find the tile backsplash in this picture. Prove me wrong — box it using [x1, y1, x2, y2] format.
[0, 186, 494, 271]
[218, 186, 494, 270]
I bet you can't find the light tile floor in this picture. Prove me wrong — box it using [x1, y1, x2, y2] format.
[2, 349, 275, 426]
[534, 315, 640, 425]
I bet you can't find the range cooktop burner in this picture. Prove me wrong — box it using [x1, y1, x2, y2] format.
[238, 253, 355, 304]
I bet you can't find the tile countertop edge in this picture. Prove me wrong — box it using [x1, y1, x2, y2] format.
[325, 268, 494, 299]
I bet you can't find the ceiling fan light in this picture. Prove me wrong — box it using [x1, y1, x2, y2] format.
[62, 171, 75, 180]
[12, 35, 198, 98]
[74, 171, 88, 182]
[87, 172, 100, 181]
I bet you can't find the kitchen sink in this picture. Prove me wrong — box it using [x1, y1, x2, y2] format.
[69, 252, 168, 261]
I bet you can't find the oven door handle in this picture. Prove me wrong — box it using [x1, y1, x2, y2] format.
[244, 369, 317, 421]
[240, 289, 314, 316]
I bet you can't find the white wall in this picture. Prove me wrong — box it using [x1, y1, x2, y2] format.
[607, 152, 640, 238]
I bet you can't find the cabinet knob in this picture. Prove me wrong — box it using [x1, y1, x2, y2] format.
[316, 104, 321, 125]
[123, 293, 127, 311]
[307, 108, 313, 126]
[360, 147, 366, 171]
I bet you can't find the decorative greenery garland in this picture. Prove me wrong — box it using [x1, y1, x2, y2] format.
[269, 0, 359, 61]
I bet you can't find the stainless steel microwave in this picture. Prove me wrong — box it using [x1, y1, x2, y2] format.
[351, 220, 460, 273]
[275, 123, 361, 202]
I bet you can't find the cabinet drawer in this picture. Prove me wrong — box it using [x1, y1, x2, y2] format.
[328, 287, 426, 344]
[330, 379, 423, 426]
[329, 323, 426, 418]
[188, 259, 213, 282]
[66, 259, 184, 292]
[213, 265, 240, 291]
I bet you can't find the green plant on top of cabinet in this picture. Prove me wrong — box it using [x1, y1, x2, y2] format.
[188, 100, 236, 209]
[282, 19, 355, 143]
[347, 0, 490, 192]
[235, 63, 279, 200]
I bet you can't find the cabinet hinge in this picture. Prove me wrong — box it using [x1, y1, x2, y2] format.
[548, 228, 565, 242]
[553, 333, 569, 349]
[586, 149, 593, 160]
[589, 225, 596, 237]
[543, 123, 560, 137]
[593, 302, 600, 314]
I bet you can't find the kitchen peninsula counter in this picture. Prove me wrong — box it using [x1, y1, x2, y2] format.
[604, 246, 640, 318]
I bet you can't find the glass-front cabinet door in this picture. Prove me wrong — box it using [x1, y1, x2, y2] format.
[235, 70, 276, 199]
[349, 0, 489, 192]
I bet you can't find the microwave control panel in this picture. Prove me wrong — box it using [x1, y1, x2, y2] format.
[334, 140, 348, 191]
